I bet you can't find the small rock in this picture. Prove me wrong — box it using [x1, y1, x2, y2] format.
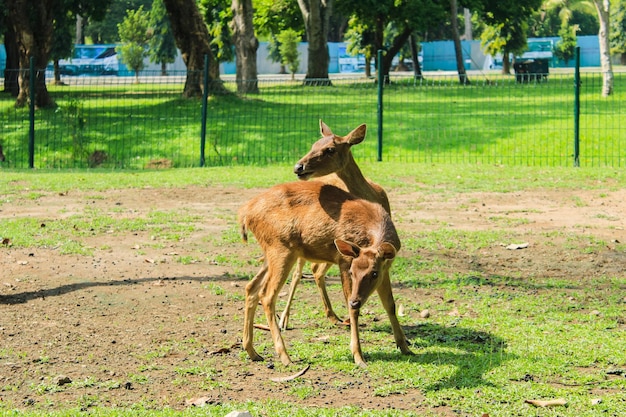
[54, 375, 72, 386]
[420, 309, 430, 318]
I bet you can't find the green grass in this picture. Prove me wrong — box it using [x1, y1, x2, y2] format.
[2, 165, 626, 416]
[1, 71, 625, 169]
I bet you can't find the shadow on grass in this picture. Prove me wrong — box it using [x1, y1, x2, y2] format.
[0, 273, 249, 305]
[366, 322, 513, 392]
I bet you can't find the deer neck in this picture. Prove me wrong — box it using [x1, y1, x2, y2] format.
[336, 155, 374, 197]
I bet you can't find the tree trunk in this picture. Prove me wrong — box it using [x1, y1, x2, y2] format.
[162, 0, 226, 97]
[450, 0, 470, 85]
[3, 25, 20, 97]
[593, 0, 613, 96]
[53, 60, 63, 85]
[231, 0, 259, 94]
[298, 0, 332, 85]
[8, 0, 55, 108]
[161, 62, 167, 76]
[380, 27, 413, 84]
[463, 8, 472, 40]
[76, 14, 85, 44]
[409, 34, 423, 80]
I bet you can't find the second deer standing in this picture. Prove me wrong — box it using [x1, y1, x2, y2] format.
[279, 120, 391, 330]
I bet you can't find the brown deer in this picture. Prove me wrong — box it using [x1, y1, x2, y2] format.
[238, 181, 412, 367]
[279, 121, 391, 330]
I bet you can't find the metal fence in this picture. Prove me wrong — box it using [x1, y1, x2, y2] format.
[1, 67, 624, 169]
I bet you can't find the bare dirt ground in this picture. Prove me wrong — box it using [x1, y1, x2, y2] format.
[1, 183, 625, 414]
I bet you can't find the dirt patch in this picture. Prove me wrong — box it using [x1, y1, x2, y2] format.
[1, 185, 624, 413]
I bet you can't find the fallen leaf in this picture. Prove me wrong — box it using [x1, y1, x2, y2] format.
[207, 347, 230, 355]
[145, 258, 155, 264]
[398, 304, 405, 316]
[525, 398, 567, 407]
[185, 396, 212, 407]
[1, 238, 10, 246]
[420, 309, 431, 318]
[270, 365, 310, 382]
[153, 280, 165, 286]
[591, 398, 602, 405]
[506, 242, 529, 250]
[253, 323, 270, 331]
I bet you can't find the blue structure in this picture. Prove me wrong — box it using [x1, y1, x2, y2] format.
[0, 36, 602, 76]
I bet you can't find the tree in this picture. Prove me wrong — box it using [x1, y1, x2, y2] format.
[117, 6, 151, 83]
[231, 0, 259, 93]
[298, 0, 333, 85]
[554, 23, 578, 64]
[85, 0, 152, 44]
[610, 0, 626, 64]
[162, 0, 226, 97]
[277, 29, 301, 80]
[450, 0, 470, 84]
[148, 0, 177, 76]
[477, 0, 543, 74]
[338, 0, 448, 81]
[343, 16, 375, 77]
[6, 0, 111, 108]
[592, 0, 613, 96]
[49, 9, 76, 86]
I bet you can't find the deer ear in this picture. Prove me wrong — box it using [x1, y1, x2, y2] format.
[379, 242, 397, 260]
[320, 120, 333, 137]
[335, 239, 360, 258]
[346, 124, 366, 145]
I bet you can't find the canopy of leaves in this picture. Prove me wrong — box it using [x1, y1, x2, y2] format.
[254, 0, 303, 39]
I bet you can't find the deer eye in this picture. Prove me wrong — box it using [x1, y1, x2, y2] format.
[323, 147, 336, 155]
[371, 271, 378, 279]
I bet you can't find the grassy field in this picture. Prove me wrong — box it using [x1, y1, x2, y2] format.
[1, 71, 624, 169]
[1, 164, 626, 416]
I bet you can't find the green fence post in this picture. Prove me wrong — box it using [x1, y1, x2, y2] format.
[28, 56, 35, 169]
[573, 46, 580, 167]
[200, 54, 209, 167]
[377, 49, 383, 162]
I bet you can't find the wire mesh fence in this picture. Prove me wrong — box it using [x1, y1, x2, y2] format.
[0, 69, 624, 169]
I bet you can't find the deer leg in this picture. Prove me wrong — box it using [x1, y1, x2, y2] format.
[377, 269, 413, 355]
[243, 263, 268, 362]
[339, 264, 366, 366]
[279, 257, 305, 330]
[310, 262, 344, 325]
[259, 252, 297, 366]
[348, 307, 366, 367]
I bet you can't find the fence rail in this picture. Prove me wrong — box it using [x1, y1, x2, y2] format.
[1, 67, 624, 169]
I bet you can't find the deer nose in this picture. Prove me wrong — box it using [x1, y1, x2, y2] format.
[294, 163, 304, 174]
[349, 299, 361, 309]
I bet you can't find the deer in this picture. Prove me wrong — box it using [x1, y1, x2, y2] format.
[238, 180, 412, 367]
[279, 120, 391, 330]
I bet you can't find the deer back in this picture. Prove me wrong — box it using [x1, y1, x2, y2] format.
[238, 181, 398, 266]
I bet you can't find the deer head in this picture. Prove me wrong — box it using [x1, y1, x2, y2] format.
[335, 239, 397, 310]
[294, 120, 367, 180]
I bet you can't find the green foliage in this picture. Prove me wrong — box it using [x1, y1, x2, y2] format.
[276, 29, 301, 79]
[610, 0, 626, 58]
[554, 24, 578, 64]
[148, 0, 177, 68]
[116, 5, 151, 81]
[254, 0, 303, 38]
[85, 0, 152, 44]
[199, 0, 234, 63]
